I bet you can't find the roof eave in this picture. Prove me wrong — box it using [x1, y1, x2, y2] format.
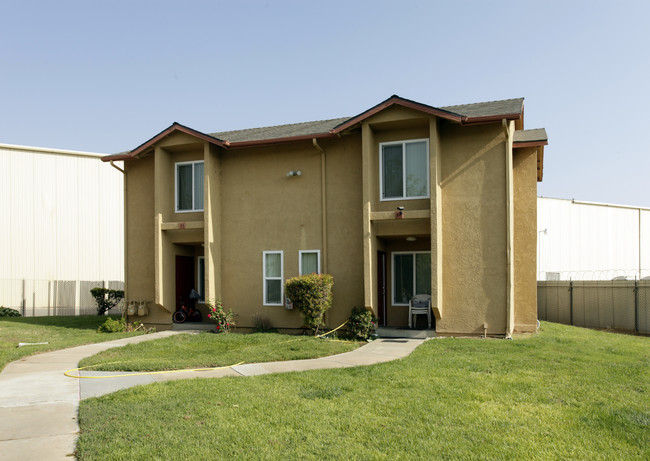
[513, 140, 549, 148]
[226, 132, 335, 149]
[102, 153, 132, 161]
[101, 123, 228, 162]
[461, 113, 522, 125]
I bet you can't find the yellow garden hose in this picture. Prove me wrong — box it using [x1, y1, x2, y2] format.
[65, 320, 350, 379]
[64, 362, 245, 379]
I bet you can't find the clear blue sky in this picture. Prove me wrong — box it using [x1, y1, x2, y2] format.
[2, 0, 649, 207]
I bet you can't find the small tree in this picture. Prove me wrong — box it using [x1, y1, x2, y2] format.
[90, 288, 124, 316]
[285, 273, 333, 335]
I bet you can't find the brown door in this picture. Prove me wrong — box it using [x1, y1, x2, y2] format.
[175, 255, 195, 311]
[377, 250, 387, 326]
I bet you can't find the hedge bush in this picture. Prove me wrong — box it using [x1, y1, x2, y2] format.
[285, 273, 333, 335]
[97, 317, 126, 333]
[347, 306, 377, 340]
[0, 307, 21, 317]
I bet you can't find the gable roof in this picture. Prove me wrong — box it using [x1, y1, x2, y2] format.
[102, 95, 528, 161]
[331, 95, 523, 134]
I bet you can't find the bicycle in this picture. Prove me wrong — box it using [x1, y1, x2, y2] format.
[172, 303, 202, 323]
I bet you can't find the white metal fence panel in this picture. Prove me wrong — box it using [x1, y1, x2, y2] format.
[638, 281, 650, 333]
[0, 279, 124, 317]
[538, 281, 648, 334]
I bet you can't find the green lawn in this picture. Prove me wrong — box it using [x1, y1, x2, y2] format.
[0, 315, 143, 371]
[76, 322, 649, 460]
[78, 332, 360, 371]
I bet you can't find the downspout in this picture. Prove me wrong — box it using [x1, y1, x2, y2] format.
[503, 119, 515, 339]
[110, 160, 125, 174]
[312, 139, 328, 274]
[110, 161, 127, 316]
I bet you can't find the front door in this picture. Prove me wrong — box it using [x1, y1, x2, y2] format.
[175, 255, 195, 311]
[377, 251, 387, 326]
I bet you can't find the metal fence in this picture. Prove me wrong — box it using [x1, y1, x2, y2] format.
[538, 280, 650, 334]
[0, 279, 125, 317]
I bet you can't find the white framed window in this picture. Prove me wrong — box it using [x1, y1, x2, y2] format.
[175, 161, 204, 212]
[197, 256, 205, 303]
[392, 251, 431, 305]
[299, 250, 321, 276]
[379, 139, 429, 201]
[263, 251, 283, 306]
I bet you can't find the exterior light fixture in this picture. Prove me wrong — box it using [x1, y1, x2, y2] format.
[406, 236, 417, 242]
[286, 170, 301, 177]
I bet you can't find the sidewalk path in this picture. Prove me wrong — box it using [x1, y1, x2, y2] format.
[0, 333, 424, 460]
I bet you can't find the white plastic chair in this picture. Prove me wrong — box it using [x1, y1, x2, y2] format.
[409, 294, 432, 328]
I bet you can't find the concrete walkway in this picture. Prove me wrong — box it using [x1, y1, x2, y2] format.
[0, 332, 424, 461]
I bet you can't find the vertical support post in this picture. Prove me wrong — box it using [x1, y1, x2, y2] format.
[429, 117, 443, 321]
[74, 280, 80, 316]
[634, 279, 639, 333]
[503, 120, 515, 337]
[204, 143, 222, 303]
[22, 278, 26, 317]
[639, 209, 642, 281]
[54, 281, 58, 315]
[154, 212, 163, 305]
[569, 280, 574, 325]
[361, 123, 375, 312]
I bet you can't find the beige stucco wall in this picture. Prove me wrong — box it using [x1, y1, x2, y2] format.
[368, 106, 431, 214]
[513, 147, 539, 332]
[123, 155, 169, 325]
[437, 122, 508, 335]
[218, 135, 364, 330]
[120, 108, 539, 335]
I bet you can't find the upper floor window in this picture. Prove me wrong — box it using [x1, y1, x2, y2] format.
[380, 139, 429, 200]
[176, 161, 204, 212]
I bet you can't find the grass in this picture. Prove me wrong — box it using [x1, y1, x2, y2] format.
[0, 315, 143, 371]
[76, 322, 649, 460]
[78, 332, 360, 371]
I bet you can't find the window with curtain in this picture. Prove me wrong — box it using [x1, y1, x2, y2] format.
[392, 251, 431, 305]
[380, 139, 429, 200]
[263, 251, 283, 305]
[299, 250, 320, 275]
[175, 161, 204, 212]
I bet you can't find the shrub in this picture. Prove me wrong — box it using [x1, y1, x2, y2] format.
[97, 317, 156, 334]
[347, 306, 377, 341]
[285, 273, 333, 335]
[206, 299, 234, 333]
[0, 307, 21, 317]
[97, 317, 126, 333]
[90, 288, 125, 316]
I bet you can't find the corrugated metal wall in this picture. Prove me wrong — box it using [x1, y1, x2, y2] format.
[0, 144, 124, 315]
[538, 197, 650, 281]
